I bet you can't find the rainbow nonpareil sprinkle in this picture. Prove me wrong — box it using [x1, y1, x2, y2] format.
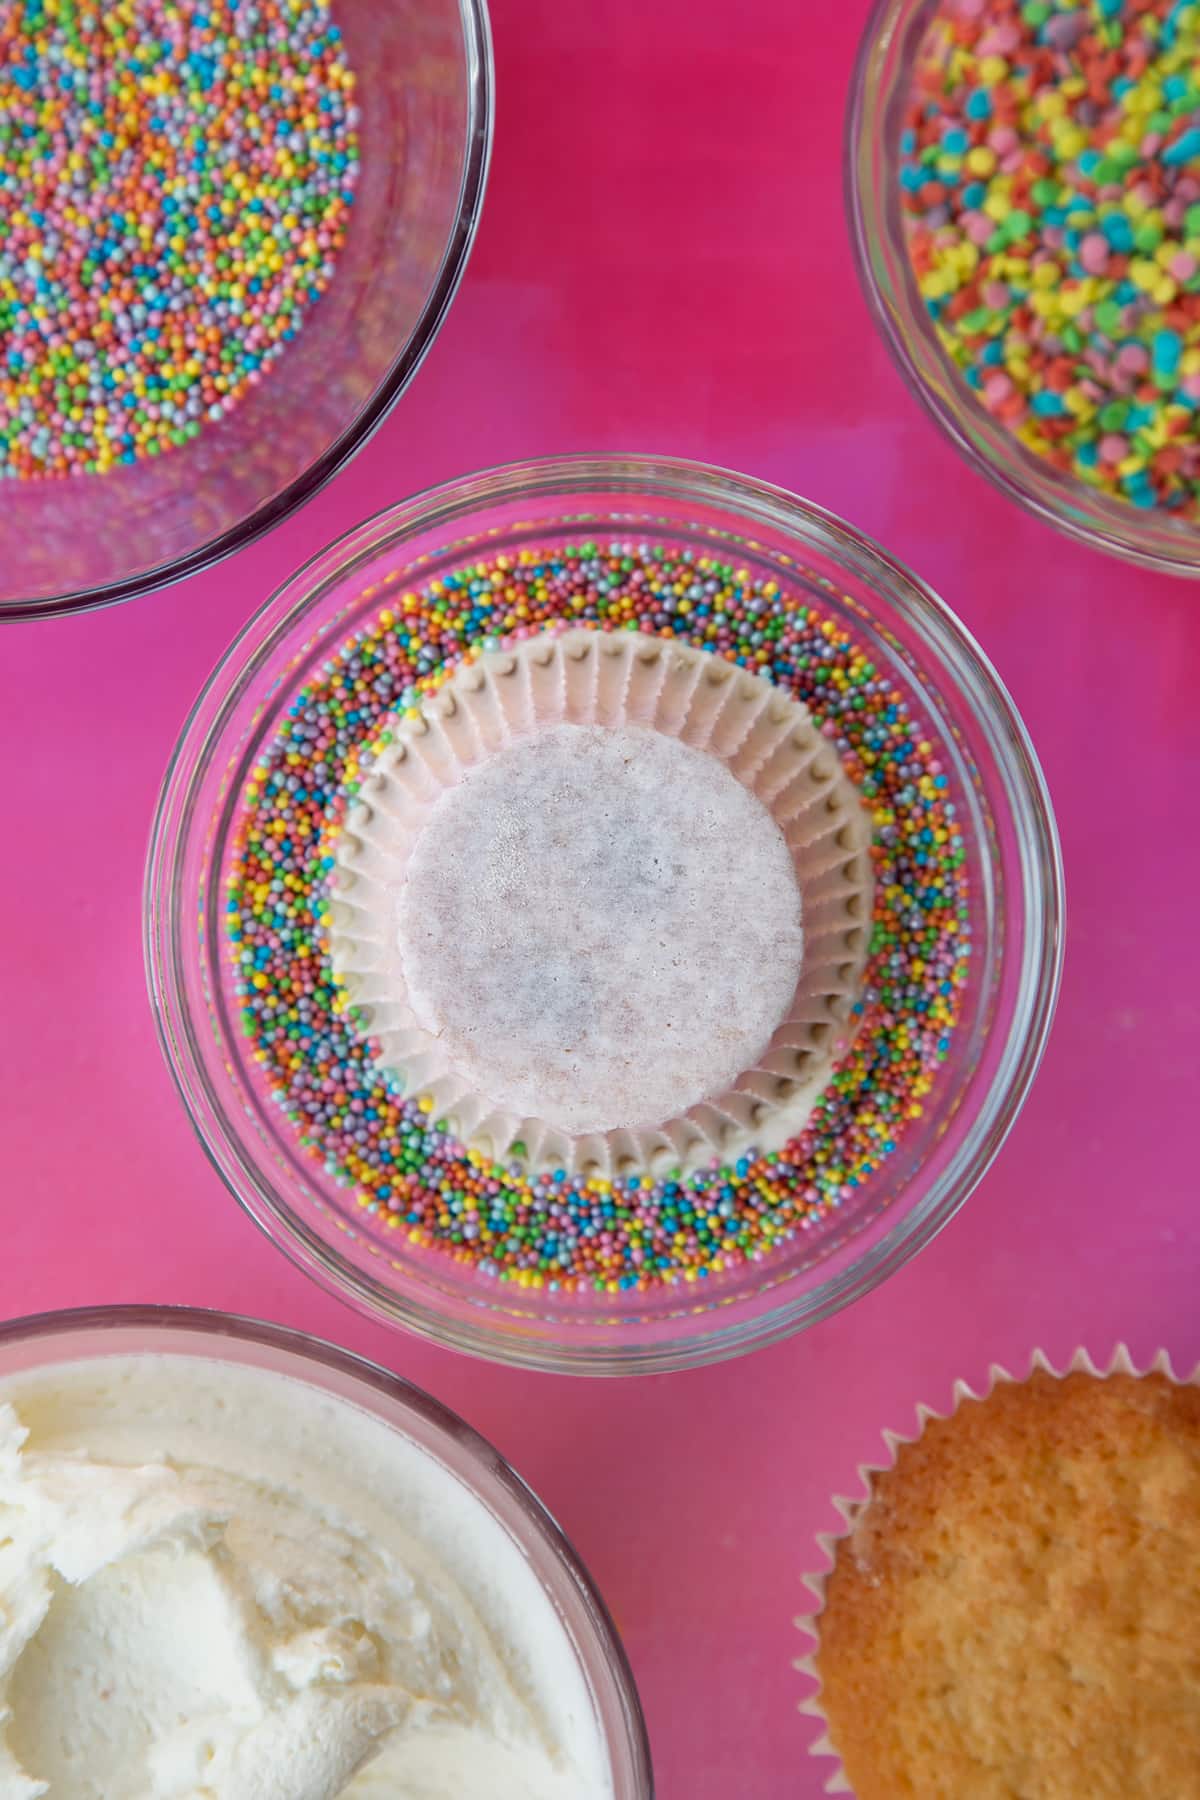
[903, 0, 1200, 513]
[226, 546, 970, 1295]
[0, 0, 357, 478]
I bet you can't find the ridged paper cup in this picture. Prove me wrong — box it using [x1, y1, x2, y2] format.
[794, 1346, 1200, 1799]
[327, 626, 874, 1176]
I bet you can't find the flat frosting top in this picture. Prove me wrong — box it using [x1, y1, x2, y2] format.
[397, 721, 804, 1135]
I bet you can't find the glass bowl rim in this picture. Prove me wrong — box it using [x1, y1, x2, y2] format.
[845, 0, 1200, 577]
[5, 0, 495, 625]
[144, 451, 1065, 1375]
[0, 1299, 654, 1794]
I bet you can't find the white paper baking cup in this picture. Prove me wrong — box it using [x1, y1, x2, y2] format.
[328, 627, 874, 1175]
[793, 1346, 1199, 1796]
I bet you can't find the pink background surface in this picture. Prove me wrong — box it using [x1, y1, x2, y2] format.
[3, 1, 1200, 1793]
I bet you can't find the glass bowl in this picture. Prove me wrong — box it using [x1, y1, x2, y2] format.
[848, 0, 1200, 576]
[145, 454, 1064, 1375]
[1, 0, 492, 622]
[0, 1303, 652, 1798]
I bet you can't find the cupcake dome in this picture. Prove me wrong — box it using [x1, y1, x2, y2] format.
[809, 1358, 1200, 1800]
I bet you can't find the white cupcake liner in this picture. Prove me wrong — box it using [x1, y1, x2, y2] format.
[792, 1345, 1199, 1795]
[328, 627, 874, 1175]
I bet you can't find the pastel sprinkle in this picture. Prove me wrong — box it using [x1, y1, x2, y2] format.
[0, 0, 358, 479]
[225, 543, 971, 1296]
[901, 0, 1200, 516]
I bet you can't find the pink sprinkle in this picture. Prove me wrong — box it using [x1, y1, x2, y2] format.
[988, 126, 1018, 155]
[978, 23, 1019, 54]
[982, 280, 1009, 308]
[983, 373, 1013, 405]
[1116, 343, 1150, 376]
[1000, 151, 1025, 175]
[1079, 233, 1110, 274]
[964, 211, 996, 245]
[1171, 252, 1197, 282]
[1100, 434, 1129, 464]
[1182, 374, 1200, 402]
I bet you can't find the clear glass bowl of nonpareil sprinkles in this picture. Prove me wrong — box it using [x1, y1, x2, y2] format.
[145, 455, 1064, 1375]
[849, 0, 1200, 575]
[0, 0, 492, 621]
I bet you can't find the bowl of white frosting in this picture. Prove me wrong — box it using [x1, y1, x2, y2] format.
[0, 1304, 651, 1798]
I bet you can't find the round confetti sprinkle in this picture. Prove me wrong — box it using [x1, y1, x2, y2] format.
[0, 0, 358, 479]
[225, 544, 971, 1297]
[902, 0, 1200, 515]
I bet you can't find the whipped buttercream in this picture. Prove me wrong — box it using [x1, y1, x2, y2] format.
[0, 1354, 614, 1800]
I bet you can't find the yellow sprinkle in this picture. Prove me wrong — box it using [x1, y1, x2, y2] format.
[1057, 285, 1092, 318]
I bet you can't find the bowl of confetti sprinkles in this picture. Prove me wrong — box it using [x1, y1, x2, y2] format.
[0, 0, 492, 621]
[850, 0, 1200, 573]
[145, 456, 1063, 1373]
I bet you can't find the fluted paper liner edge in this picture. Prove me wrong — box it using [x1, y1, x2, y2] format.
[328, 627, 875, 1175]
[791, 1345, 1200, 1796]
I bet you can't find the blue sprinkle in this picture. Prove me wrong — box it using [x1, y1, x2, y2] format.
[1153, 329, 1183, 375]
[1163, 127, 1200, 167]
[1101, 213, 1135, 253]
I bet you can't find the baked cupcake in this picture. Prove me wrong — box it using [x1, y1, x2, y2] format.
[328, 628, 873, 1176]
[801, 1352, 1200, 1799]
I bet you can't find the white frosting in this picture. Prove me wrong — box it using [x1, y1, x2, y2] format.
[0, 1355, 613, 1800]
[397, 721, 804, 1135]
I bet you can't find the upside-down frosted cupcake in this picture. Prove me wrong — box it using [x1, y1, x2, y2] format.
[327, 627, 874, 1178]
[799, 1351, 1200, 1800]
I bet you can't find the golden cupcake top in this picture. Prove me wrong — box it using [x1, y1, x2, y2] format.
[813, 1367, 1200, 1800]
